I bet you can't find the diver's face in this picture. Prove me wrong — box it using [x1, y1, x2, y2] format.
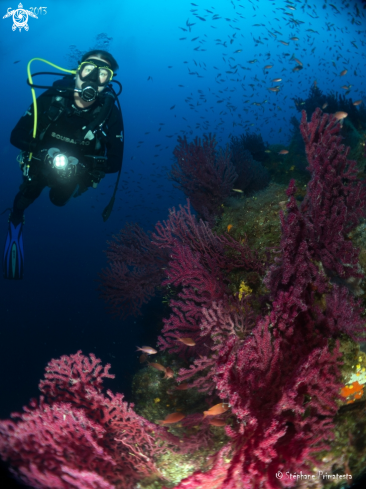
[75, 56, 111, 93]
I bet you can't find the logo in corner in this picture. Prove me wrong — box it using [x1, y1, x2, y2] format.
[3, 3, 38, 31]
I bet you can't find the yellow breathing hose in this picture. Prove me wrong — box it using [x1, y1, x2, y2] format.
[26, 58, 76, 162]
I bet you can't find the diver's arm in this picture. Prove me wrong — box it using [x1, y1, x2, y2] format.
[103, 106, 124, 174]
[10, 91, 51, 152]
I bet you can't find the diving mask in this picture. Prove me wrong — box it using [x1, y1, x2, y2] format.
[76, 59, 114, 102]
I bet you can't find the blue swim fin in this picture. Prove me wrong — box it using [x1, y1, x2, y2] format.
[3, 217, 24, 280]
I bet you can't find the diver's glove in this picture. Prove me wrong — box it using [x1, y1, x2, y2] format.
[77, 162, 105, 189]
[89, 169, 106, 187]
[84, 155, 108, 170]
[83, 155, 107, 188]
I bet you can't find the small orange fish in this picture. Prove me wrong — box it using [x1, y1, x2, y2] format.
[290, 37, 299, 41]
[292, 66, 303, 72]
[164, 367, 174, 379]
[149, 362, 166, 373]
[203, 403, 230, 418]
[268, 87, 280, 92]
[293, 58, 303, 66]
[279, 40, 289, 46]
[227, 224, 233, 232]
[177, 337, 196, 346]
[340, 69, 348, 76]
[353, 100, 363, 106]
[157, 412, 185, 425]
[278, 149, 289, 155]
[334, 111, 348, 121]
[208, 418, 226, 427]
[136, 346, 157, 354]
[264, 65, 273, 70]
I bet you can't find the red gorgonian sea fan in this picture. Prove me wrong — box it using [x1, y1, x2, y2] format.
[170, 134, 237, 225]
[98, 223, 169, 318]
[0, 351, 180, 489]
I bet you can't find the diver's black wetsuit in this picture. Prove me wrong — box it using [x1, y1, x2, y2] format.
[10, 84, 124, 220]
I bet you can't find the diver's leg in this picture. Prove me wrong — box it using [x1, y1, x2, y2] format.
[11, 178, 46, 224]
[3, 178, 46, 279]
[49, 180, 79, 207]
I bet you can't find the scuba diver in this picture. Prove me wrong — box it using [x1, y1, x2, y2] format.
[3, 49, 124, 280]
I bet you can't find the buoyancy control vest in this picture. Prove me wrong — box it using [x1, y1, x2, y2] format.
[38, 77, 116, 157]
[29, 76, 123, 221]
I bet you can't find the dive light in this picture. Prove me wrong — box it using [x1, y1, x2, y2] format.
[47, 148, 78, 177]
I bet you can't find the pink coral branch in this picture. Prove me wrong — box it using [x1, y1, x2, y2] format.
[300, 108, 366, 280]
[170, 134, 237, 224]
[0, 352, 181, 489]
[98, 223, 169, 318]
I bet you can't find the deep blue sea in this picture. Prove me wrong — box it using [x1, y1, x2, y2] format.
[1, 0, 366, 487]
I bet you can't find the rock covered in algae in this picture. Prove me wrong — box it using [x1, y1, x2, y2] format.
[131, 354, 229, 488]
